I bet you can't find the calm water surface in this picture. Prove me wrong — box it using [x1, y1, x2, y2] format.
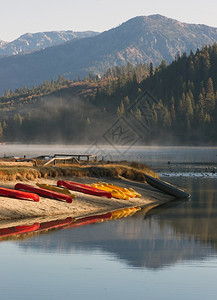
[0, 145, 217, 299]
[1, 144, 217, 165]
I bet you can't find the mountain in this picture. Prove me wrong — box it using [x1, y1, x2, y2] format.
[1, 14, 217, 94]
[0, 31, 99, 57]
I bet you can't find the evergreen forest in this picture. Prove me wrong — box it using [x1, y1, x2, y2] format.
[1, 43, 217, 145]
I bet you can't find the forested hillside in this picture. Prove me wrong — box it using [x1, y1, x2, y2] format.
[1, 44, 217, 145]
[86, 44, 217, 144]
[1, 14, 217, 94]
[140, 44, 217, 143]
[0, 63, 149, 143]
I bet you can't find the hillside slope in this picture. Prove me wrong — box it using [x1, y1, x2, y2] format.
[0, 31, 99, 57]
[1, 15, 217, 93]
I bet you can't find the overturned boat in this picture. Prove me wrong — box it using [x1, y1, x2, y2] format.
[144, 174, 190, 199]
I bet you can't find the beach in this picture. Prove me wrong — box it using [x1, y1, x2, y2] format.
[0, 176, 175, 228]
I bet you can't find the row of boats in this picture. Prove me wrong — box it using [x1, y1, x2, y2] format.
[0, 175, 190, 240]
[0, 174, 189, 203]
[0, 180, 142, 202]
[0, 180, 143, 239]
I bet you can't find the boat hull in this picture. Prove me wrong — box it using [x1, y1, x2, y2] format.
[0, 187, 40, 202]
[57, 180, 112, 198]
[144, 174, 190, 198]
[15, 183, 73, 203]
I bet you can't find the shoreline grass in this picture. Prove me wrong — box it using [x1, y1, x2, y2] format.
[0, 162, 158, 182]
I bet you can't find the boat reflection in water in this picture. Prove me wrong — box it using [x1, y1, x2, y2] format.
[1, 200, 195, 270]
[2, 175, 217, 272]
[0, 206, 142, 241]
[8, 176, 216, 271]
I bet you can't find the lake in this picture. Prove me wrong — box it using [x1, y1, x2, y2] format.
[0, 145, 217, 300]
[1, 144, 217, 165]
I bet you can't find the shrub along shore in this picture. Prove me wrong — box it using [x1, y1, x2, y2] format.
[0, 162, 158, 182]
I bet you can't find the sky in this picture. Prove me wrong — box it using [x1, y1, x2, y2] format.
[1, 0, 217, 42]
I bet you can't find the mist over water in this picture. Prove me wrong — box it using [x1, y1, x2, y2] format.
[5, 94, 117, 144]
[1, 144, 217, 164]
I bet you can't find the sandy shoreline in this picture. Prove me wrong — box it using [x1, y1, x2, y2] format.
[0, 176, 174, 228]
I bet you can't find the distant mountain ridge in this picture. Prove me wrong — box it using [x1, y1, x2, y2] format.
[1, 14, 217, 93]
[0, 30, 99, 57]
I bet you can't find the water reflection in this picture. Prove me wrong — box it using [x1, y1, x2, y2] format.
[6, 177, 212, 270]
[16, 209, 214, 270]
[1, 176, 216, 271]
[157, 177, 217, 249]
[0, 208, 140, 241]
[1, 146, 216, 300]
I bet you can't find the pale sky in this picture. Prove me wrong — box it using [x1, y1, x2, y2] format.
[1, 0, 217, 42]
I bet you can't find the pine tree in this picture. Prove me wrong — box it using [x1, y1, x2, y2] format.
[149, 62, 154, 77]
[117, 100, 125, 116]
[178, 93, 185, 116]
[135, 107, 142, 121]
[86, 117, 91, 125]
[186, 94, 194, 121]
[162, 107, 171, 128]
[160, 60, 167, 71]
[4, 90, 10, 98]
[124, 96, 130, 105]
[205, 77, 215, 111]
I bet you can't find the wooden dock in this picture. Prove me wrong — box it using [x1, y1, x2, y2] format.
[43, 154, 97, 166]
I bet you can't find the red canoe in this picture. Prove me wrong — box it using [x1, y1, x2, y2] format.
[64, 181, 114, 193]
[0, 223, 40, 238]
[0, 186, 40, 202]
[15, 183, 73, 203]
[57, 180, 112, 198]
[63, 181, 102, 191]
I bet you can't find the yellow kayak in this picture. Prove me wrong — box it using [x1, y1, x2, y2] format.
[111, 207, 141, 219]
[96, 182, 141, 198]
[127, 206, 141, 216]
[106, 183, 141, 198]
[123, 207, 141, 217]
[128, 188, 141, 198]
[110, 210, 120, 219]
[122, 208, 133, 217]
[91, 183, 130, 200]
[111, 209, 126, 219]
[36, 183, 76, 198]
